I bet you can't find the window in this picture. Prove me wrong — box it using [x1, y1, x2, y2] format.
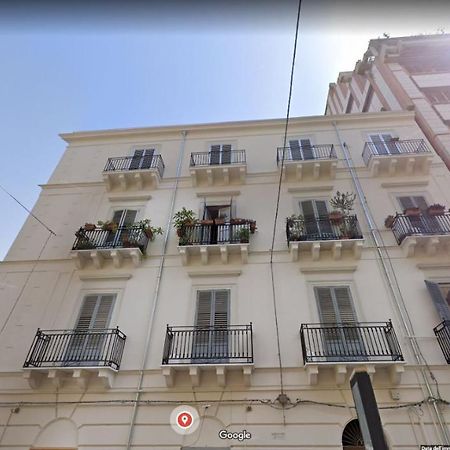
[396, 195, 428, 212]
[193, 290, 230, 361]
[425, 281, 450, 321]
[65, 294, 116, 364]
[342, 419, 364, 450]
[368, 133, 399, 155]
[106, 209, 138, 246]
[289, 138, 314, 160]
[129, 148, 155, 170]
[209, 144, 232, 165]
[299, 199, 333, 239]
[314, 286, 365, 360]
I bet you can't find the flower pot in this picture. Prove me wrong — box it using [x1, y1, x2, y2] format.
[427, 205, 445, 216]
[404, 207, 421, 217]
[230, 218, 245, 225]
[144, 229, 154, 239]
[329, 211, 343, 224]
[384, 215, 395, 228]
[84, 223, 96, 231]
[200, 219, 214, 225]
[214, 218, 225, 225]
[249, 221, 257, 233]
[176, 228, 184, 237]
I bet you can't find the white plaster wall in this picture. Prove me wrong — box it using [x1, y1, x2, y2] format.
[412, 72, 450, 88]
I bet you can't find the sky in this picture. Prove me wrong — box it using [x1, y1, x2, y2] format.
[1, 0, 450, 260]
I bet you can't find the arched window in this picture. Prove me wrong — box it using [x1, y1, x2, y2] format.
[342, 419, 364, 449]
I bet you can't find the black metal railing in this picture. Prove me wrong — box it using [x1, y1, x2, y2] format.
[434, 320, 450, 364]
[23, 328, 126, 370]
[300, 321, 403, 364]
[390, 212, 450, 244]
[179, 222, 253, 246]
[162, 324, 253, 364]
[277, 144, 336, 165]
[72, 226, 149, 253]
[362, 139, 430, 166]
[104, 155, 165, 178]
[286, 215, 363, 243]
[190, 149, 246, 167]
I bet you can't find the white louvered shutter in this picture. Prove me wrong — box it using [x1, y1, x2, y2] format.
[196, 290, 213, 327]
[75, 295, 98, 331]
[334, 287, 357, 323]
[316, 287, 337, 323]
[75, 295, 115, 331]
[316, 287, 357, 324]
[213, 290, 229, 328]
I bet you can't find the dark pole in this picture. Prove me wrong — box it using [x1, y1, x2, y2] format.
[350, 371, 388, 450]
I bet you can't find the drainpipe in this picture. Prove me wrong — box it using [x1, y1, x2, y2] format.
[126, 130, 188, 450]
[331, 121, 450, 443]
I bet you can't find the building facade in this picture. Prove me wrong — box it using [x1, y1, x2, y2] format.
[0, 111, 449, 449]
[326, 34, 450, 169]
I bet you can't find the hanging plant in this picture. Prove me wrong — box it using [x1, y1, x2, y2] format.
[384, 215, 396, 228]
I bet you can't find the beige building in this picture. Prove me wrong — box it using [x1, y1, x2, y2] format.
[0, 111, 449, 449]
[326, 34, 450, 169]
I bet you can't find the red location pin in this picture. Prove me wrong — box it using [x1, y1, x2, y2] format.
[177, 411, 193, 429]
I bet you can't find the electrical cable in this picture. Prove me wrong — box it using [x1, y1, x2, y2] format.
[0, 231, 53, 337]
[268, 0, 302, 415]
[0, 184, 56, 235]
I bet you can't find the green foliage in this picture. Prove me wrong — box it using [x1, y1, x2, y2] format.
[172, 207, 197, 230]
[329, 191, 356, 215]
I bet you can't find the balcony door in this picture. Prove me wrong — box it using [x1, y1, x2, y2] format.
[300, 200, 334, 240]
[105, 209, 138, 247]
[129, 148, 154, 170]
[202, 205, 232, 244]
[290, 138, 313, 160]
[192, 289, 230, 363]
[369, 133, 399, 155]
[397, 195, 435, 234]
[65, 294, 115, 365]
[210, 144, 232, 165]
[315, 286, 366, 361]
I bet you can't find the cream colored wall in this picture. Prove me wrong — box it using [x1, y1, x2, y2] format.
[0, 112, 449, 449]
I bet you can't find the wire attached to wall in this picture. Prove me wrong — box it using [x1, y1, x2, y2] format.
[268, 0, 303, 415]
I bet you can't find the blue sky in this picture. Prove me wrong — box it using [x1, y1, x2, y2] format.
[1, 0, 450, 260]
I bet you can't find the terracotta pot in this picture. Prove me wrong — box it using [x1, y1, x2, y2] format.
[328, 211, 343, 224]
[427, 206, 445, 216]
[144, 229, 153, 239]
[200, 219, 214, 225]
[404, 207, 421, 217]
[214, 218, 225, 225]
[84, 223, 96, 231]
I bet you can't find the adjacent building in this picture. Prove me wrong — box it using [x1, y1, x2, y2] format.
[326, 34, 450, 169]
[0, 111, 449, 449]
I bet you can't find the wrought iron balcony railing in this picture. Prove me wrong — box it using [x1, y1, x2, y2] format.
[72, 226, 149, 253]
[23, 328, 126, 370]
[162, 324, 253, 365]
[362, 139, 430, 166]
[190, 149, 246, 167]
[300, 321, 403, 364]
[178, 222, 254, 246]
[434, 320, 450, 364]
[277, 144, 336, 165]
[104, 154, 165, 178]
[286, 215, 363, 243]
[390, 212, 450, 244]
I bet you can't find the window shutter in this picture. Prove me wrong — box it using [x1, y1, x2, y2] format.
[213, 290, 229, 328]
[381, 134, 393, 142]
[316, 288, 337, 323]
[210, 145, 221, 152]
[425, 281, 450, 321]
[334, 287, 357, 323]
[413, 196, 428, 211]
[75, 295, 115, 331]
[196, 291, 213, 328]
[398, 196, 428, 211]
[123, 210, 137, 226]
[315, 200, 328, 218]
[133, 149, 144, 157]
[75, 295, 98, 331]
[289, 139, 302, 160]
[112, 210, 124, 224]
[300, 200, 315, 218]
[316, 287, 357, 324]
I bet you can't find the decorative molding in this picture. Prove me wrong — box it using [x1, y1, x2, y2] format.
[107, 194, 152, 202]
[78, 273, 132, 281]
[288, 185, 334, 193]
[416, 263, 450, 271]
[196, 190, 241, 197]
[381, 180, 429, 188]
[300, 265, 357, 274]
[187, 269, 242, 278]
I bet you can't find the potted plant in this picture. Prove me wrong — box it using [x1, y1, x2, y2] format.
[403, 207, 421, 217]
[427, 204, 446, 216]
[84, 223, 96, 231]
[97, 220, 118, 232]
[173, 208, 197, 237]
[287, 214, 304, 241]
[230, 218, 246, 225]
[200, 219, 214, 225]
[384, 215, 396, 228]
[238, 228, 250, 243]
[248, 220, 257, 233]
[329, 191, 356, 216]
[328, 210, 343, 224]
[134, 219, 163, 241]
[214, 217, 226, 225]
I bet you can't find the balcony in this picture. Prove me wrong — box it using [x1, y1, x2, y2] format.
[286, 215, 364, 261]
[300, 322, 404, 385]
[362, 139, 432, 177]
[23, 328, 126, 389]
[277, 145, 337, 181]
[434, 320, 450, 364]
[71, 226, 149, 269]
[161, 324, 253, 387]
[189, 150, 246, 186]
[177, 221, 254, 265]
[390, 212, 450, 257]
[102, 154, 165, 191]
